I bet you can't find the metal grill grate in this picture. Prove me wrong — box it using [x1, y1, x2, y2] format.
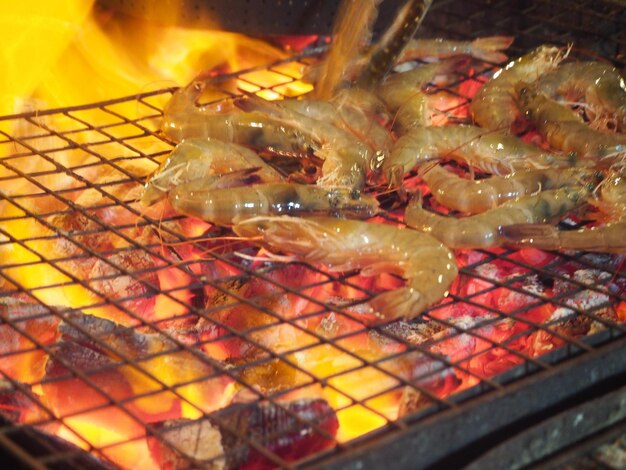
[0, 1, 626, 468]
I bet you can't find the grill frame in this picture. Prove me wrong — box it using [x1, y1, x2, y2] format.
[1, 1, 626, 468]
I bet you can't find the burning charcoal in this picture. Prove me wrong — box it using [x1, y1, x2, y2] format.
[0, 379, 49, 424]
[88, 249, 159, 322]
[0, 301, 62, 384]
[148, 418, 226, 470]
[550, 269, 616, 334]
[49, 211, 110, 256]
[0, 412, 115, 470]
[56, 313, 232, 416]
[148, 398, 338, 469]
[398, 386, 433, 418]
[372, 320, 448, 347]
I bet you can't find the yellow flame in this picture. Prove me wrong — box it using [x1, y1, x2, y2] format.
[57, 418, 157, 469]
[291, 343, 402, 442]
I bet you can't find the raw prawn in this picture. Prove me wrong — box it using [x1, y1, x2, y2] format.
[232, 216, 457, 323]
[237, 96, 375, 189]
[502, 171, 626, 253]
[161, 78, 314, 155]
[420, 164, 600, 214]
[470, 45, 565, 133]
[405, 187, 590, 249]
[281, 97, 393, 164]
[385, 124, 573, 185]
[537, 61, 626, 132]
[592, 171, 626, 219]
[398, 36, 514, 63]
[378, 60, 458, 131]
[142, 138, 282, 205]
[501, 221, 626, 253]
[169, 183, 379, 225]
[516, 82, 626, 161]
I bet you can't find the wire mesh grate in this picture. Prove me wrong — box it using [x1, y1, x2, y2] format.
[0, 1, 626, 468]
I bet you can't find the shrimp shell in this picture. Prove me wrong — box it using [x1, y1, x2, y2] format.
[517, 83, 626, 161]
[386, 124, 572, 184]
[501, 222, 626, 253]
[142, 138, 282, 205]
[237, 96, 374, 189]
[161, 79, 313, 155]
[169, 183, 379, 225]
[232, 216, 457, 323]
[281, 97, 393, 164]
[405, 187, 590, 249]
[398, 36, 514, 63]
[592, 171, 626, 219]
[538, 61, 626, 132]
[378, 60, 457, 131]
[420, 165, 600, 214]
[470, 45, 564, 133]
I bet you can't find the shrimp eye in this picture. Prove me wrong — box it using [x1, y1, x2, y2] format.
[350, 189, 361, 200]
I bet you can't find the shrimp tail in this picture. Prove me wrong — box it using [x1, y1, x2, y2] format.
[500, 223, 561, 250]
[470, 36, 515, 63]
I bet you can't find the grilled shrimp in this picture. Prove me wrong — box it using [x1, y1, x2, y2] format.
[378, 60, 458, 131]
[501, 222, 626, 253]
[538, 61, 626, 132]
[398, 36, 514, 63]
[281, 97, 393, 165]
[232, 216, 457, 323]
[142, 138, 282, 205]
[502, 171, 626, 253]
[237, 96, 374, 189]
[470, 45, 565, 133]
[592, 171, 626, 219]
[517, 83, 626, 161]
[161, 78, 313, 155]
[169, 183, 379, 225]
[385, 125, 573, 185]
[420, 165, 600, 214]
[405, 187, 590, 249]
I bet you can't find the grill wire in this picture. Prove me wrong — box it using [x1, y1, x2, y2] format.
[0, 1, 626, 468]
